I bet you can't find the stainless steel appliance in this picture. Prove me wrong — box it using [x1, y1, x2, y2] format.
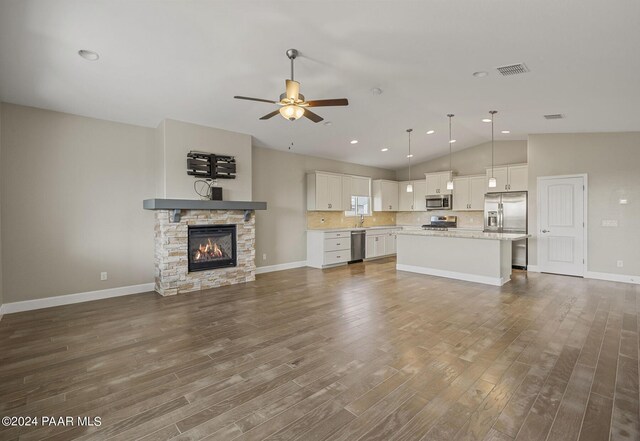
[350, 230, 366, 262]
[484, 191, 528, 269]
[425, 194, 452, 211]
[422, 215, 457, 231]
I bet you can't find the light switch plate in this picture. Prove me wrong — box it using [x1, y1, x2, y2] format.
[602, 220, 618, 227]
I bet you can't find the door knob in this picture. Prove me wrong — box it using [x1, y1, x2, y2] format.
[541, 229, 550, 233]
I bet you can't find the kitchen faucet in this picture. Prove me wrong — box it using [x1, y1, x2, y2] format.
[359, 214, 365, 227]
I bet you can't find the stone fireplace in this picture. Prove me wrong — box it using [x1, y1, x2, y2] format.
[146, 199, 266, 296]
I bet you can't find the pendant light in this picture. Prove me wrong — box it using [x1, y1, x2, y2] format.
[488, 110, 498, 188]
[406, 128, 413, 192]
[446, 114, 455, 190]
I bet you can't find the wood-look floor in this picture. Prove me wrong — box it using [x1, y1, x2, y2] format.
[1, 258, 639, 441]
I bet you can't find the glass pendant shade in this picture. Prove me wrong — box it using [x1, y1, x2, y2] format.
[488, 177, 497, 188]
[406, 183, 413, 193]
[446, 180, 454, 190]
[279, 105, 304, 120]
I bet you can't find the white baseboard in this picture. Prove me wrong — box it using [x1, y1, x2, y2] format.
[585, 271, 639, 285]
[255, 261, 307, 275]
[396, 264, 509, 286]
[2, 282, 155, 314]
[526, 265, 541, 272]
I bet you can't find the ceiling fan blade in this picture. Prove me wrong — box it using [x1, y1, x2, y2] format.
[285, 80, 300, 101]
[259, 109, 281, 120]
[234, 96, 277, 104]
[303, 108, 324, 123]
[305, 98, 349, 107]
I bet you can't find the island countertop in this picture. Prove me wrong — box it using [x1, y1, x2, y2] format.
[395, 229, 529, 241]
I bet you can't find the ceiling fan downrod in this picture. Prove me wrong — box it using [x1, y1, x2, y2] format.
[286, 48, 298, 81]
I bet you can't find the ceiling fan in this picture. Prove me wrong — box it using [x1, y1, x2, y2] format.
[233, 49, 349, 123]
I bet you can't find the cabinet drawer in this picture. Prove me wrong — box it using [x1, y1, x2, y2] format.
[324, 231, 349, 239]
[324, 238, 350, 252]
[324, 250, 349, 265]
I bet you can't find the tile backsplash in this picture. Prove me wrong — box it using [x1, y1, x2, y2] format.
[306, 210, 482, 229]
[395, 210, 484, 229]
[307, 211, 396, 229]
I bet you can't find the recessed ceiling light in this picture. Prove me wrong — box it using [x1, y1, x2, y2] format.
[323, 121, 332, 126]
[449, 139, 456, 143]
[482, 118, 492, 123]
[406, 154, 414, 158]
[381, 148, 389, 152]
[350, 140, 358, 144]
[473, 71, 488, 78]
[426, 130, 435, 135]
[78, 49, 99, 61]
[501, 130, 510, 134]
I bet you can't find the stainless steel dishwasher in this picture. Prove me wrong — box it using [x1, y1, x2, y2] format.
[350, 230, 366, 262]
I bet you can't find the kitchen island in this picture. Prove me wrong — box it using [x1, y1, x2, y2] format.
[395, 229, 529, 286]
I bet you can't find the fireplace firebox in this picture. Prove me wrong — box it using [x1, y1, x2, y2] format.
[188, 225, 237, 272]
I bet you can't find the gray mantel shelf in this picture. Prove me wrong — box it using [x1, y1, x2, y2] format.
[143, 199, 267, 211]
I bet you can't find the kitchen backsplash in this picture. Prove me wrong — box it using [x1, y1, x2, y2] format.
[307, 211, 396, 229]
[396, 210, 484, 229]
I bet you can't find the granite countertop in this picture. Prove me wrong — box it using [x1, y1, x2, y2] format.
[395, 229, 530, 241]
[307, 226, 401, 232]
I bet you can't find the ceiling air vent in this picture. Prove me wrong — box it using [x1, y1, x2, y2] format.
[544, 114, 565, 120]
[496, 63, 529, 76]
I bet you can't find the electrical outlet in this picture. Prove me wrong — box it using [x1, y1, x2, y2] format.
[100, 272, 108, 281]
[262, 253, 267, 261]
[617, 260, 624, 268]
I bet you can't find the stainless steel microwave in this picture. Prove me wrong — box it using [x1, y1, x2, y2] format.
[425, 194, 452, 211]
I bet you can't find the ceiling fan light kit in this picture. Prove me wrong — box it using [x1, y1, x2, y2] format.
[234, 49, 348, 123]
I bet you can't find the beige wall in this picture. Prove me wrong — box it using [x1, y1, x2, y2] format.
[156, 119, 252, 201]
[0, 103, 3, 308]
[0, 104, 156, 302]
[396, 140, 527, 180]
[252, 147, 395, 267]
[528, 133, 640, 276]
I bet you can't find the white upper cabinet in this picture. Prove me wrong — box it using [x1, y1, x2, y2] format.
[308, 172, 372, 211]
[452, 177, 470, 211]
[486, 164, 528, 192]
[341, 176, 352, 210]
[399, 180, 427, 211]
[412, 180, 427, 211]
[469, 175, 486, 210]
[453, 175, 486, 211]
[373, 180, 399, 212]
[307, 172, 344, 211]
[349, 176, 370, 197]
[507, 164, 528, 192]
[425, 171, 453, 195]
[486, 166, 508, 192]
[398, 181, 414, 211]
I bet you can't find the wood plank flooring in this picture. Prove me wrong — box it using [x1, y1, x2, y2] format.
[0, 258, 638, 441]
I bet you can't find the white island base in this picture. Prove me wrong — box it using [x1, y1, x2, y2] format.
[396, 231, 526, 286]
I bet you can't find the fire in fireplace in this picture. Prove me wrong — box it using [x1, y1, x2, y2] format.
[188, 225, 237, 272]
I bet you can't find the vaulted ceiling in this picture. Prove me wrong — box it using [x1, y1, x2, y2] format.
[1, 0, 638, 169]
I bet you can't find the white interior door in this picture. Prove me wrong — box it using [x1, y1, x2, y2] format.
[538, 176, 585, 276]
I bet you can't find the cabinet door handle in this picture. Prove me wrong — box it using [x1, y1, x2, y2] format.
[336, 255, 341, 258]
[336, 243, 340, 245]
[389, 205, 392, 210]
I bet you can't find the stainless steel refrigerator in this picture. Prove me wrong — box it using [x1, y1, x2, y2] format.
[483, 191, 528, 269]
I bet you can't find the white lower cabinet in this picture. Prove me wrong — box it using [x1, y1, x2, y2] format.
[306, 230, 351, 268]
[365, 228, 399, 259]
